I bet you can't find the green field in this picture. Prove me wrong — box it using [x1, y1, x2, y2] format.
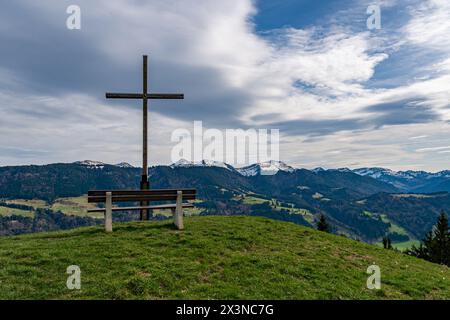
[4, 197, 102, 219]
[240, 195, 315, 223]
[391, 240, 421, 251]
[4, 197, 204, 220]
[5, 199, 48, 209]
[50, 196, 103, 219]
[0, 205, 34, 218]
[239, 194, 268, 205]
[380, 214, 409, 236]
[0, 216, 448, 299]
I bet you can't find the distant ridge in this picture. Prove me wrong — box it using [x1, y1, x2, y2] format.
[0, 160, 448, 241]
[170, 159, 294, 176]
[115, 162, 135, 168]
[170, 159, 236, 171]
[2, 160, 449, 193]
[73, 160, 135, 169]
[73, 160, 106, 168]
[236, 160, 294, 176]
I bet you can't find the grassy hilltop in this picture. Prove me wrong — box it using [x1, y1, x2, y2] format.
[0, 216, 448, 300]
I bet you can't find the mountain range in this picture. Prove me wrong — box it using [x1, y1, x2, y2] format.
[168, 160, 450, 194]
[0, 160, 449, 243]
[71, 159, 450, 193]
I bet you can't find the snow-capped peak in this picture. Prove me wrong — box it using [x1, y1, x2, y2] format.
[74, 160, 106, 168]
[170, 159, 235, 171]
[170, 159, 295, 176]
[435, 170, 450, 178]
[335, 167, 352, 173]
[171, 159, 192, 167]
[74, 160, 135, 169]
[115, 162, 134, 168]
[353, 167, 397, 179]
[237, 160, 294, 176]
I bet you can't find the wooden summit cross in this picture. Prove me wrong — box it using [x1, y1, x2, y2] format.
[105, 55, 184, 220]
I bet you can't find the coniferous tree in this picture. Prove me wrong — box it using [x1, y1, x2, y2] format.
[407, 210, 449, 266]
[317, 214, 331, 233]
[431, 211, 450, 265]
[382, 236, 393, 249]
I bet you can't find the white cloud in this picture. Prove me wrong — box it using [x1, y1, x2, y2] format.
[416, 146, 450, 153]
[403, 0, 450, 50]
[0, 0, 449, 170]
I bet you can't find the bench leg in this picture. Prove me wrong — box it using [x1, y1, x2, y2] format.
[105, 192, 113, 233]
[174, 190, 184, 230]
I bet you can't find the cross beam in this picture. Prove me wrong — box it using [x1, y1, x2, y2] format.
[105, 55, 184, 220]
[105, 93, 184, 99]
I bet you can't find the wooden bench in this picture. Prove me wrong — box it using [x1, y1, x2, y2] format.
[87, 189, 196, 232]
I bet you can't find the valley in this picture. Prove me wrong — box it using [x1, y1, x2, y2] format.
[0, 161, 449, 248]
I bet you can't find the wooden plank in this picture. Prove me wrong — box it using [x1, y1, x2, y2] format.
[87, 203, 193, 213]
[88, 194, 196, 203]
[88, 189, 196, 196]
[105, 192, 113, 232]
[174, 190, 184, 230]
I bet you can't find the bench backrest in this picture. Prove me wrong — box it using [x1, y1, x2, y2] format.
[88, 189, 196, 203]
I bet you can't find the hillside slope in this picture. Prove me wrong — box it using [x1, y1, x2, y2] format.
[0, 163, 396, 201]
[0, 216, 448, 299]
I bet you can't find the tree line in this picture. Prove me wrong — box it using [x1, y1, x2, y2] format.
[406, 210, 449, 266]
[318, 211, 450, 266]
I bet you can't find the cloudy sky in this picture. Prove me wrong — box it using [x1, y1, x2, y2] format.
[0, 0, 449, 171]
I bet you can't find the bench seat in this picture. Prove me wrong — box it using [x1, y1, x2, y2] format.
[87, 203, 193, 213]
[87, 188, 197, 232]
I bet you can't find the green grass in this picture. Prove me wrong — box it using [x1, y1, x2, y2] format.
[361, 211, 373, 217]
[50, 196, 103, 219]
[239, 195, 268, 205]
[4, 197, 102, 218]
[392, 240, 421, 251]
[0, 205, 34, 217]
[0, 216, 448, 300]
[5, 199, 48, 209]
[240, 195, 315, 223]
[380, 214, 409, 236]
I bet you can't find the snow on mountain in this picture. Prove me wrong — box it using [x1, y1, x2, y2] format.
[237, 161, 294, 176]
[115, 162, 134, 168]
[353, 167, 398, 179]
[435, 170, 450, 178]
[170, 159, 295, 176]
[353, 167, 437, 180]
[74, 160, 135, 169]
[335, 167, 352, 173]
[347, 167, 450, 192]
[236, 164, 260, 176]
[170, 159, 235, 171]
[73, 160, 106, 169]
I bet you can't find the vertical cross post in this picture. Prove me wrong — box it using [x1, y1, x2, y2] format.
[140, 55, 149, 221]
[104, 55, 184, 222]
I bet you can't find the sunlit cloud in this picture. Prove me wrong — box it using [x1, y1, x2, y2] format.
[0, 0, 448, 170]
